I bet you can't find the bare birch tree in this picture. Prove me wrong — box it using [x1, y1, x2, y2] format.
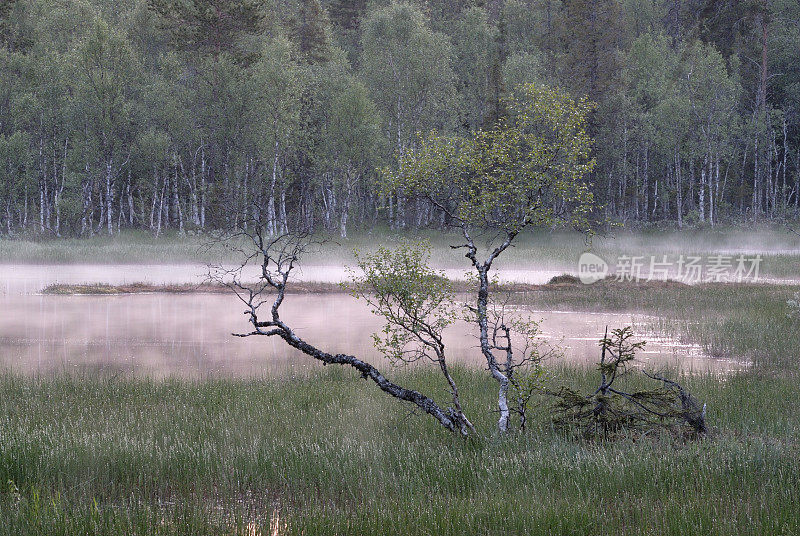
[481, 291, 558, 431]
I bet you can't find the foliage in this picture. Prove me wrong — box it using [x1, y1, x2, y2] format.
[383, 82, 598, 433]
[349, 240, 456, 365]
[1, 0, 799, 237]
[386, 82, 596, 234]
[360, 2, 456, 153]
[451, 7, 496, 131]
[146, 0, 266, 59]
[348, 239, 474, 434]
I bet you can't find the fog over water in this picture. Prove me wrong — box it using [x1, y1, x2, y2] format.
[0, 263, 567, 289]
[0, 263, 746, 377]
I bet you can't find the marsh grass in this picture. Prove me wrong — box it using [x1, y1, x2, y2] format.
[2, 227, 799, 279]
[513, 280, 800, 371]
[1, 368, 798, 535]
[42, 282, 230, 295]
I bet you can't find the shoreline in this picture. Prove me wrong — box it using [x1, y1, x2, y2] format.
[41, 276, 799, 296]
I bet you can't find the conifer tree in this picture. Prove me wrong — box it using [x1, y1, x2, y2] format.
[290, 0, 331, 64]
[147, 0, 266, 59]
[560, 0, 621, 103]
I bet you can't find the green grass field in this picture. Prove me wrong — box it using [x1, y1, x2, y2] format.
[1, 367, 799, 536]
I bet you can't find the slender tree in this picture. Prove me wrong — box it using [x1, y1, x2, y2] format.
[387, 83, 596, 432]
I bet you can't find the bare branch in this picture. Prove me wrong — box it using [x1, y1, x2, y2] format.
[209, 224, 470, 436]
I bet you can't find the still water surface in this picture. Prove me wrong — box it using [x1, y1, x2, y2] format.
[0, 264, 744, 377]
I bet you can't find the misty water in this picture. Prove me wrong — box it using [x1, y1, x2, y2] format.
[0, 264, 745, 377]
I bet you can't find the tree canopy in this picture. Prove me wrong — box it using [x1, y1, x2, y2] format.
[388, 84, 595, 234]
[0, 0, 798, 237]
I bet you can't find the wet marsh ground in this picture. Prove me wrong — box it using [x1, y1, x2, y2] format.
[1, 368, 799, 535]
[513, 278, 800, 371]
[1, 228, 799, 534]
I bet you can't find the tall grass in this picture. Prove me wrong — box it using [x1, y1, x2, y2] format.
[1, 368, 799, 535]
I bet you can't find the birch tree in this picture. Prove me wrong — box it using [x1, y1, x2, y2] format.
[386, 83, 596, 432]
[361, 2, 455, 154]
[349, 241, 474, 435]
[249, 38, 302, 236]
[73, 18, 140, 235]
[683, 41, 741, 226]
[361, 2, 456, 228]
[320, 73, 381, 238]
[213, 229, 474, 436]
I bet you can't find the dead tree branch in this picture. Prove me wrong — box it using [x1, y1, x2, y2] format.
[551, 326, 708, 439]
[208, 222, 468, 435]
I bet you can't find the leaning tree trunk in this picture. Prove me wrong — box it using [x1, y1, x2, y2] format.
[221, 235, 468, 436]
[274, 324, 462, 434]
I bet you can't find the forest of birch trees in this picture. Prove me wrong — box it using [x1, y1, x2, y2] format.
[0, 0, 798, 237]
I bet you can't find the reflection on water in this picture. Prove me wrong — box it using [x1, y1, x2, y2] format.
[0, 264, 746, 377]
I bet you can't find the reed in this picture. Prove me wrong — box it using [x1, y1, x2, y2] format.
[1, 368, 798, 535]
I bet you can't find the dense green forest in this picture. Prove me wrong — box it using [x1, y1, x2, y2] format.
[0, 0, 798, 237]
